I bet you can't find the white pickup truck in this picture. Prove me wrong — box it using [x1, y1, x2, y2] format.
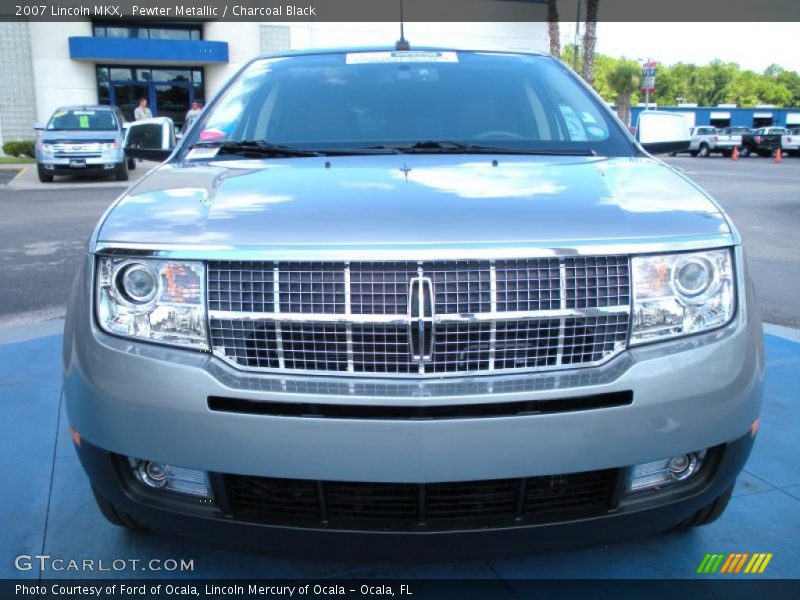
[671, 126, 719, 157]
[715, 127, 751, 157]
[782, 128, 800, 156]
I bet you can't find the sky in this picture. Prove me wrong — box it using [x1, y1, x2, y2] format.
[590, 22, 800, 73]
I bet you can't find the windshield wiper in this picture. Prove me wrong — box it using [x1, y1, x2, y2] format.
[190, 140, 405, 158]
[190, 140, 322, 158]
[367, 141, 597, 156]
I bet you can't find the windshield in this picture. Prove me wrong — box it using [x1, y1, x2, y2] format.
[187, 50, 633, 156]
[47, 109, 118, 131]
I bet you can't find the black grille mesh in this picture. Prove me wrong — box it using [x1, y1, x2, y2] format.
[225, 470, 617, 531]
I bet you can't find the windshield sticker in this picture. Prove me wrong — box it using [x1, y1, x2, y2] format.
[586, 125, 606, 138]
[186, 147, 220, 160]
[346, 51, 458, 65]
[579, 111, 598, 124]
[558, 104, 588, 142]
[198, 128, 226, 142]
[78, 115, 90, 128]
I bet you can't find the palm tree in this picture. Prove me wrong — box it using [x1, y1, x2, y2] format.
[547, 0, 560, 57]
[581, 0, 599, 85]
[608, 60, 641, 127]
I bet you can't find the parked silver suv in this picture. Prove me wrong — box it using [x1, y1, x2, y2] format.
[63, 48, 763, 557]
[35, 105, 134, 182]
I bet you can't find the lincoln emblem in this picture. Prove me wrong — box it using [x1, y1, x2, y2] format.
[407, 274, 435, 364]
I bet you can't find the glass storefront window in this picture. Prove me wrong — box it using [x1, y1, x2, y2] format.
[93, 22, 202, 41]
[151, 69, 192, 83]
[97, 66, 204, 129]
[110, 67, 134, 81]
[98, 82, 110, 105]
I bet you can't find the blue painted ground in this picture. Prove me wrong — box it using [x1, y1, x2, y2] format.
[1, 333, 798, 580]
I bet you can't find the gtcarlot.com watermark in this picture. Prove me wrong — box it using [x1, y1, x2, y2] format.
[14, 554, 194, 573]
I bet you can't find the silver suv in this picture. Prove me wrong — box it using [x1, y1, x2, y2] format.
[63, 48, 763, 556]
[34, 105, 134, 182]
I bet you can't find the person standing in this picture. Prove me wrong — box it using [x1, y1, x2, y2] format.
[134, 97, 152, 121]
[186, 100, 202, 122]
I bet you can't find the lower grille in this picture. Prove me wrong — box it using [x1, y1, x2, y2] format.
[224, 470, 618, 531]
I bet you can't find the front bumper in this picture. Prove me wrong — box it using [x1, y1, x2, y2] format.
[37, 153, 123, 173]
[78, 432, 754, 558]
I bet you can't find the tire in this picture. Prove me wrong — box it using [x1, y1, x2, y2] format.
[698, 143, 710, 157]
[722, 150, 732, 158]
[673, 486, 733, 530]
[669, 152, 677, 157]
[127, 156, 136, 170]
[91, 486, 147, 530]
[739, 146, 751, 158]
[689, 151, 699, 157]
[37, 165, 53, 183]
[114, 160, 129, 181]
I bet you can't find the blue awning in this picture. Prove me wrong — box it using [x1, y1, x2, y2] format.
[69, 36, 228, 65]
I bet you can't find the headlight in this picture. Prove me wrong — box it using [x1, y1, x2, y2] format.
[38, 142, 53, 153]
[630, 248, 735, 345]
[96, 257, 207, 349]
[101, 142, 119, 151]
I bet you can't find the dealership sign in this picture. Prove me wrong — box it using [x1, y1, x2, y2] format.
[641, 61, 657, 93]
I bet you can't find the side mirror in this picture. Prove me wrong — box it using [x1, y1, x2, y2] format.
[33, 122, 45, 131]
[121, 122, 130, 130]
[636, 111, 691, 155]
[124, 117, 176, 161]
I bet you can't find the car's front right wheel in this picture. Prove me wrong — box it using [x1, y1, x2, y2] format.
[114, 161, 129, 181]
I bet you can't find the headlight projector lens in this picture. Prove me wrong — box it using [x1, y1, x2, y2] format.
[672, 256, 717, 301]
[118, 263, 159, 304]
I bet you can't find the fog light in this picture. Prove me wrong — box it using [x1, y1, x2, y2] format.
[628, 451, 705, 492]
[130, 458, 212, 499]
[137, 461, 167, 488]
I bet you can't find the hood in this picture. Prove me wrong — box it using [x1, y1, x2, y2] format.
[41, 130, 120, 142]
[97, 155, 731, 254]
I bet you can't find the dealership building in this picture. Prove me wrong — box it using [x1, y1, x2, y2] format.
[0, 20, 547, 150]
[630, 104, 800, 130]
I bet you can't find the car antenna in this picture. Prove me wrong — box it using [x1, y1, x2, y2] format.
[395, 0, 410, 50]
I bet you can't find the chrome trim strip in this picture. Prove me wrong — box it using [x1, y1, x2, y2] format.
[209, 344, 627, 379]
[344, 263, 354, 373]
[208, 305, 629, 324]
[94, 235, 735, 261]
[272, 266, 285, 369]
[488, 261, 497, 372]
[557, 260, 567, 366]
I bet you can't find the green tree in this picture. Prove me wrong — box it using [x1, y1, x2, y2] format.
[608, 60, 641, 126]
[547, 0, 560, 57]
[581, 0, 599, 86]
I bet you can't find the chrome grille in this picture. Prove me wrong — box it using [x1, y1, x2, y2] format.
[208, 257, 631, 377]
